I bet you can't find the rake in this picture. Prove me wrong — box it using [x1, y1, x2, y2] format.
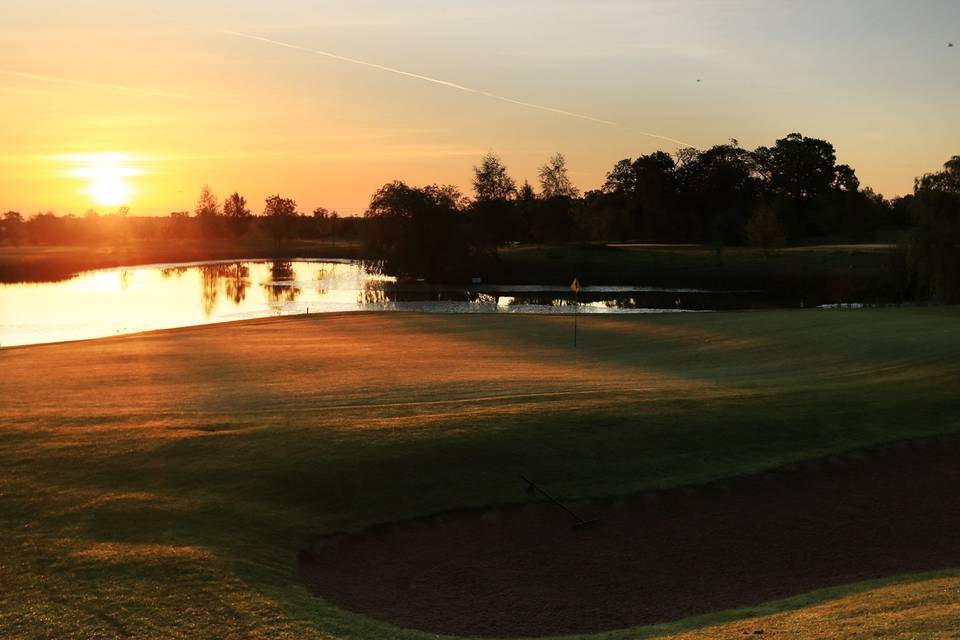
[521, 475, 600, 528]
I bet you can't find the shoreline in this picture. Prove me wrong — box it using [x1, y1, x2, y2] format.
[0, 239, 366, 284]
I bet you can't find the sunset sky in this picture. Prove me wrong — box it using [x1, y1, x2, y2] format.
[1, 0, 957, 216]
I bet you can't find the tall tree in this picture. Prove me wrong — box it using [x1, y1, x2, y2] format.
[599, 151, 678, 240]
[916, 155, 960, 192]
[517, 180, 536, 201]
[676, 142, 760, 243]
[833, 164, 860, 192]
[195, 185, 219, 217]
[1, 211, 23, 246]
[907, 156, 960, 301]
[194, 185, 222, 238]
[223, 192, 252, 238]
[602, 159, 638, 195]
[754, 133, 838, 202]
[472, 152, 516, 201]
[365, 181, 481, 278]
[538, 153, 579, 198]
[262, 195, 299, 247]
[312, 206, 336, 240]
[471, 153, 518, 245]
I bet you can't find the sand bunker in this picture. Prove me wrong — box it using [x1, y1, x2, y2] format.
[300, 436, 960, 637]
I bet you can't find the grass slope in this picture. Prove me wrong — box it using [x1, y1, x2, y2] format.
[2, 309, 960, 639]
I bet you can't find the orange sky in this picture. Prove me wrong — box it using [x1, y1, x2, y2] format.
[1, 0, 958, 216]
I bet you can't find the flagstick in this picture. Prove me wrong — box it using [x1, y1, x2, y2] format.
[568, 277, 583, 347]
[573, 288, 578, 347]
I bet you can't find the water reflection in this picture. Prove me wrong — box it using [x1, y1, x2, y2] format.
[119, 269, 133, 290]
[1, 259, 742, 347]
[360, 279, 388, 305]
[225, 264, 250, 305]
[314, 265, 331, 296]
[262, 261, 301, 305]
[200, 263, 250, 316]
[161, 266, 189, 278]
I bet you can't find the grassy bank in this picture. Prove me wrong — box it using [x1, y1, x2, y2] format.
[0, 238, 364, 283]
[2, 310, 960, 638]
[497, 243, 909, 304]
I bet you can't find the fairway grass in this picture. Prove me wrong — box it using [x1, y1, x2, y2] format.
[2, 309, 960, 638]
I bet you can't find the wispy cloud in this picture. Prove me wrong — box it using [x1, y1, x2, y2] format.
[0, 69, 194, 100]
[0, 83, 57, 96]
[221, 30, 693, 147]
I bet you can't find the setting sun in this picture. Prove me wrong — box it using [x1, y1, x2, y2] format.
[65, 153, 142, 208]
[88, 173, 132, 207]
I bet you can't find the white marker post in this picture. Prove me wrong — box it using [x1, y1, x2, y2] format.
[570, 277, 581, 347]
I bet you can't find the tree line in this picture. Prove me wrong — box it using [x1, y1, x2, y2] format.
[0, 187, 360, 248]
[362, 133, 934, 277]
[363, 135, 957, 299]
[904, 155, 960, 301]
[2, 132, 958, 299]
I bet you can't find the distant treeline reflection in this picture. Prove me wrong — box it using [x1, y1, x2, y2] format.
[160, 260, 398, 315]
[155, 260, 769, 316]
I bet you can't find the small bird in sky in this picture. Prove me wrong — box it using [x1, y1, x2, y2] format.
[949, 42, 954, 47]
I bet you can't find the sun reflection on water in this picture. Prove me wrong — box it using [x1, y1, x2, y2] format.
[0, 259, 713, 347]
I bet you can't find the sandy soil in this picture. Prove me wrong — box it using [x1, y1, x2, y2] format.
[300, 435, 960, 637]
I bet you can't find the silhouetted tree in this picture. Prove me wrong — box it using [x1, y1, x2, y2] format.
[309, 206, 343, 241]
[676, 141, 760, 244]
[603, 159, 639, 195]
[752, 133, 840, 237]
[745, 204, 786, 252]
[223, 192, 252, 238]
[907, 155, 960, 301]
[166, 211, 191, 241]
[470, 153, 519, 245]
[512, 180, 539, 241]
[754, 134, 838, 201]
[890, 194, 914, 229]
[917, 155, 960, 192]
[538, 153, 579, 198]
[834, 164, 860, 192]
[365, 181, 485, 278]
[0, 131, 911, 266]
[1, 212, 23, 246]
[25, 212, 70, 244]
[599, 151, 679, 239]
[525, 154, 580, 242]
[194, 185, 222, 239]
[473, 152, 516, 201]
[261, 195, 298, 247]
[517, 180, 536, 201]
[580, 188, 632, 241]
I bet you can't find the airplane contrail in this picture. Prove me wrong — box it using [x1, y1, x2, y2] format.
[0, 69, 194, 100]
[221, 30, 694, 148]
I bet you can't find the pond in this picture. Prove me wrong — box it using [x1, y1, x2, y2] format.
[0, 259, 764, 347]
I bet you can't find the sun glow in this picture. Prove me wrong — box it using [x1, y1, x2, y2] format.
[87, 174, 133, 207]
[65, 153, 143, 208]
